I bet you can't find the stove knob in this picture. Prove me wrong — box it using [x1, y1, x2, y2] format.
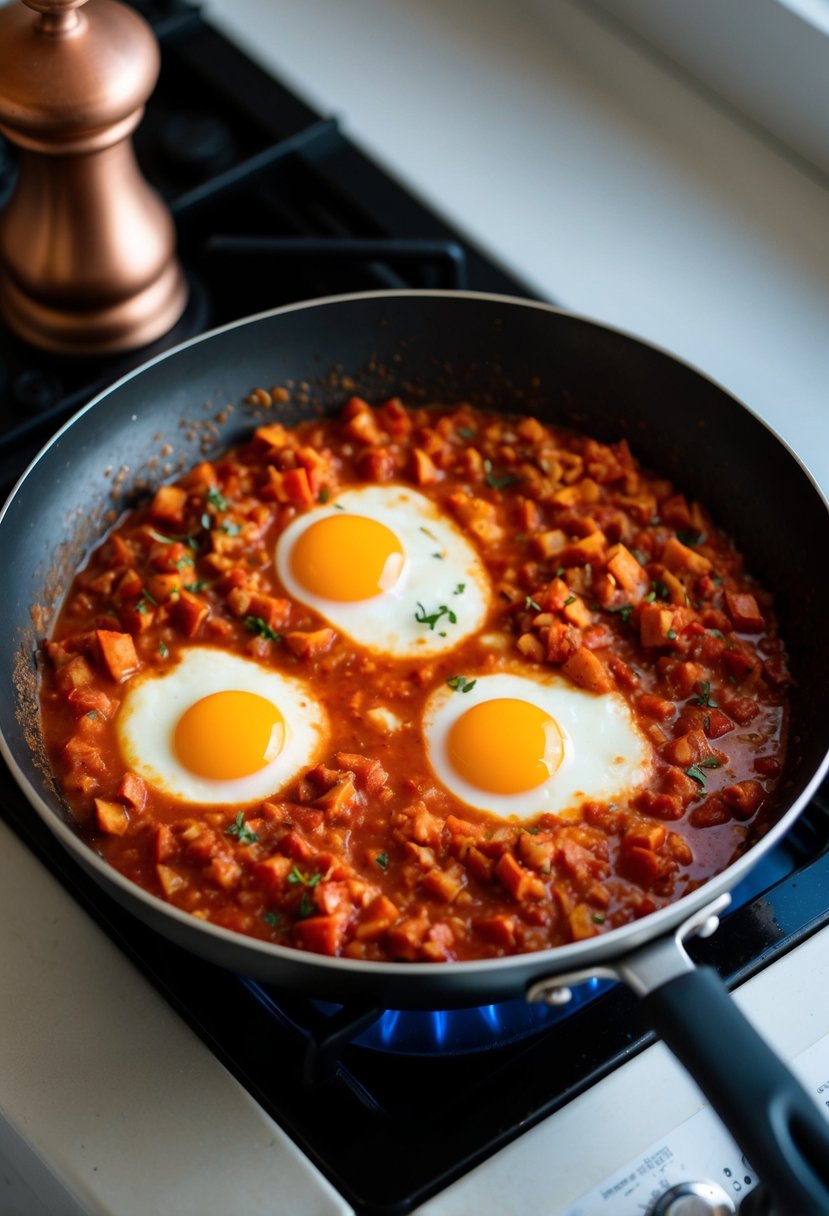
[648, 1180, 737, 1216]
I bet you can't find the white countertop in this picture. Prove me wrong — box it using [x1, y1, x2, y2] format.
[3, 1, 829, 1212]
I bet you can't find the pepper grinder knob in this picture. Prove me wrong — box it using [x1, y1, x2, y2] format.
[0, 0, 188, 356]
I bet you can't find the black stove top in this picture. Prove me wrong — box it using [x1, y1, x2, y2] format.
[2, 6, 829, 1214]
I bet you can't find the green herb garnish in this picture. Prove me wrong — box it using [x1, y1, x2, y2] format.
[136, 587, 158, 614]
[207, 486, 229, 512]
[415, 602, 457, 631]
[224, 812, 259, 845]
[485, 471, 521, 491]
[690, 681, 718, 708]
[376, 852, 389, 870]
[287, 865, 323, 888]
[244, 615, 282, 641]
[447, 675, 477, 694]
[686, 758, 722, 787]
[677, 528, 705, 547]
[525, 596, 542, 612]
[563, 595, 577, 608]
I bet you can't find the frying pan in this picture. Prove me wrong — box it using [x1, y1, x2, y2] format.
[1, 290, 829, 1212]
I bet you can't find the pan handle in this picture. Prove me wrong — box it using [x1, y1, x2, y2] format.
[527, 896, 829, 1215]
[640, 964, 829, 1215]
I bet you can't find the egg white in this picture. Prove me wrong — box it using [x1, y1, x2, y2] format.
[274, 484, 491, 658]
[422, 669, 651, 820]
[116, 647, 328, 805]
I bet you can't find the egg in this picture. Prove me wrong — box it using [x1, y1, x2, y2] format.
[274, 484, 491, 657]
[422, 669, 651, 820]
[115, 647, 328, 805]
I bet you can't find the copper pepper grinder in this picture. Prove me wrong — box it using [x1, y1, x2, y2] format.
[0, 0, 188, 356]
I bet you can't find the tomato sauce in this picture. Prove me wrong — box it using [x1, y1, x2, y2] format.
[39, 398, 789, 962]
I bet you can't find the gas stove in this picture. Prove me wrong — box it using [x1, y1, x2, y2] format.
[1, 4, 829, 1215]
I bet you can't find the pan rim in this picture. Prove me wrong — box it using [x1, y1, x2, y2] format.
[2, 287, 828, 988]
[3, 287, 826, 518]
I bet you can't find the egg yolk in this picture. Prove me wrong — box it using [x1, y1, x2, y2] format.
[174, 690, 285, 781]
[447, 698, 565, 794]
[289, 513, 405, 602]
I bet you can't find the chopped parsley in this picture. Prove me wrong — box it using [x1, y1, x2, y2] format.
[375, 852, 389, 870]
[207, 486, 229, 512]
[415, 602, 457, 631]
[224, 812, 259, 845]
[262, 911, 283, 928]
[689, 681, 718, 708]
[243, 615, 282, 641]
[591, 912, 606, 925]
[419, 525, 438, 541]
[447, 675, 477, 694]
[666, 629, 678, 640]
[612, 603, 634, 624]
[563, 595, 577, 608]
[457, 425, 475, 440]
[136, 588, 158, 614]
[318, 487, 330, 503]
[525, 595, 542, 612]
[158, 640, 169, 658]
[485, 470, 521, 491]
[288, 865, 323, 888]
[454, 583, 466, 595]
[184, 580, 210, 593]
[686, 758, 722, 787]
[221, 519, 242, 536]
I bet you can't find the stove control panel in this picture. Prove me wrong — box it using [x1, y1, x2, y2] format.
[564, 1033, 829, 1216]
[647, 1180, 736, 1215]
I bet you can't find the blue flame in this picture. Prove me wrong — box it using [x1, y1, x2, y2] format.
[350, 977, 613, 1056]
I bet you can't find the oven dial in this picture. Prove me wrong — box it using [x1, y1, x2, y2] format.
[647, 1180, 737, 1215]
